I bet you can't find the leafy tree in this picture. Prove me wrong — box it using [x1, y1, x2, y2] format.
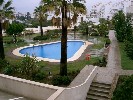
[6, 22, 24, 43]
[34, 5, 47, 36]
[78, 21, 91, 34]
[41, 0, 86, 76]
[112, 10, 126, 42]
[6, 23, 24, 35]
[97, 23, 108, 36]
[124, 14, 133, 42]
[0, 0, 14, 59]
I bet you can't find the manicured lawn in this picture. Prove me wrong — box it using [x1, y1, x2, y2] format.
[90, 36, 107, 49]
[119, 43, 133, 70]
[2, 34, 103, 85]
[38, 57, 99, 75]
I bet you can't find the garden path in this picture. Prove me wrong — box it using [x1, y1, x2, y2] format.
[93, 30, 121, 84]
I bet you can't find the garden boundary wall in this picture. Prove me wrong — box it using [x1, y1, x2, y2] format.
[47, 65, 98, 100]
[0, 74, 64, 100]
[0, 65, 97, 100]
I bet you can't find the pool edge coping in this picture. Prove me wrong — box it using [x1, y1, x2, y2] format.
[12, 40, 93, 62]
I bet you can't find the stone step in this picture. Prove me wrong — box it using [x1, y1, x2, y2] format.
[88, 90, 110, 99]
[89, 86, 110, 94]
[87, 94, 109, 100]
[91, 82, 111, 89]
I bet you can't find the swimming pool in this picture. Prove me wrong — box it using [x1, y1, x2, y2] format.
[13, 40, 92, 62]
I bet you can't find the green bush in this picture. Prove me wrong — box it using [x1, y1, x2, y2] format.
[93, 57, 107, 67]
[3, 65, 14, 75]
[0, 59, 9, 68]
[124, 41, 133, 60]
[112, 75, 133, 100]
[32, 71, 46, 81]
[52, 75, 71, 86]
[90, 32, 99, 36]
[105, 38, 111, 48]
[33, 29, 61, 40]
[18, 55, 39, 78]
[33, 36, 48, 40]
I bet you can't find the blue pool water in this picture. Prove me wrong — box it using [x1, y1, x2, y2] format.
[20, 41, 84, 60]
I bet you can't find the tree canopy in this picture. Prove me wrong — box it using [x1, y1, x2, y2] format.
[6, 23, 24, 35]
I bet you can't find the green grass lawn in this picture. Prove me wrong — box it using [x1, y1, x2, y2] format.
[119, 43, 133, 70]
[90, 36, 107, 49]
[37, 57, 100, 75]
[3, 34, 102, 73]
[2, 34, 104, 85]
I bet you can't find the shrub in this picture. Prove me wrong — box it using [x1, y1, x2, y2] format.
[18, 55, 39, 78]
[33, 29, 60, 40]
[112, 75, 133, 100]
[124, 41, 133, 60]
[52, 75, 71, 86]
[90, 32, 99, 36]
[105, 38, 111, 48]
[33, 36, 48, 40]
[93, 56, 107, 67]
[32, 71, 46, 81]
[0, 59, 9, 68]
[3, 65, 14, 75]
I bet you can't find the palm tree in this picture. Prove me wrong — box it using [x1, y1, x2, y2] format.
[34, 5, 47, 36]
[41, 0, 86, 76]
[0, 0, 14, 59]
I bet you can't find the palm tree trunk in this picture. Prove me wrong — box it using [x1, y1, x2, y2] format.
[74, 26, 76, 39]
[60, 0, 67, 76]
[0, 21, 5, 59]
[40, 20, 43, 36]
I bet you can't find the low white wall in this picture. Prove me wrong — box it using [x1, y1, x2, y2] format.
[0, 74, 64, 100]
[25, 26, 74, 33]
[48, 66, 98, 100]
[0, 65, 97, 100]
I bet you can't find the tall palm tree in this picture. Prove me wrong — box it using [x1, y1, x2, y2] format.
[34, 5, 47, 36]
[0, 0, 14, 59]
[41, 0, 86, 76]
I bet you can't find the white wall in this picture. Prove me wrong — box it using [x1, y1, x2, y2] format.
[0, 74, 63, 100]
[0, 65, 97, 100]
[25, 26, 74, 34]
[48, 66, 98, 100]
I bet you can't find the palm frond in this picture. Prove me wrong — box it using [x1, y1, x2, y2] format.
[0, 0, 4, 6]
[6, 7, 14, 11]
[3, 0, 12, 9]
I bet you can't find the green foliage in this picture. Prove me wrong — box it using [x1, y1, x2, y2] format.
[52, 75, 71, 86]
[92, 56, 107, 67]
[0, 58, 9, 68]
[33, 36, 48, 40]
[32, 71, 46, 81]
[124, 15, 133, 41]
[78, 21, 92, 34]
[97, 23, 108, 36]
[112, 11, 126, 42]
[112, 11, 133, 42]
[3, 65, 14, 75]
[105, 38, 111, 48]
[119, 42, 133, 70]
[33, 30, 61, 40]
[6, 22, 24, 35]
[18, 55, 39, 78]
[124, 40, 133, 60]
[90, 32, 99, 36]
[112, 75, 133, 100]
